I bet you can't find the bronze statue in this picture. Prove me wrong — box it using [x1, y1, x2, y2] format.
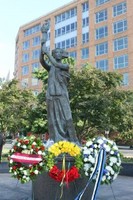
[40, 22, 79, 144]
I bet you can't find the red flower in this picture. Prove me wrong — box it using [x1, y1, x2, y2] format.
[24, 140, 29, 145]
[40, 146, 45, 151]
[12, 166, 17, 170]
[13, 146, 17, 150]
[49, 165, 80, 183]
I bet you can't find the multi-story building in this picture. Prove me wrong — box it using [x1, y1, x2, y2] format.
[14, 0, 133, 94]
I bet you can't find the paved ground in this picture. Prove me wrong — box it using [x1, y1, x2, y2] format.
[0, 171, 133, 200]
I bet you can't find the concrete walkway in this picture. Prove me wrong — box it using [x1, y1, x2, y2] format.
[0, 173, 133, 200]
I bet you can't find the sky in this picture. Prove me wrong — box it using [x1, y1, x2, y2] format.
[0, 0, 72, 79]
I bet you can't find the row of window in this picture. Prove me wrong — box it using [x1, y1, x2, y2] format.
[96, 0, 110, 6]
[96, 2, 126, 24]
[21, 57, 129, 86]
[55, 37, 77, 49]
[23, 36, 41, 50]
[55, 22, 77, 38]
[21, 78, 39, 88]
[22, 35, 128, 64]
[22, 49, 40, 62]
[24, 24, 41, 37]
[55, 8, 77, 24]
[23, 18, 127, 51]
[22, 62, 40, 75]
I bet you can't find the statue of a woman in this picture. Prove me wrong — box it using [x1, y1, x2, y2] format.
[40, 23, 79, 144]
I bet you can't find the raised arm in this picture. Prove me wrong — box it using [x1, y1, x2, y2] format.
[40, 50, 51, 72]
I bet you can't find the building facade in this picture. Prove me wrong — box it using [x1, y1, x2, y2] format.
[14, 0, 133, 94]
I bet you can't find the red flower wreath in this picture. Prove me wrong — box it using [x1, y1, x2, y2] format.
[49, 165, 80, 183]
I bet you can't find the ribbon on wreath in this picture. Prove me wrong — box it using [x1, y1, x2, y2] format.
[75, 148, 106, 200]
[11, 152, 42, 164]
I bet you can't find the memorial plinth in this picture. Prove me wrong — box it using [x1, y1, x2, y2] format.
[32, 172, 94, 200]
[32, 157, 94, 200]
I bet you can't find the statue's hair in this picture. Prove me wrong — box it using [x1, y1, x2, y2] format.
[52, 48, 68, 59]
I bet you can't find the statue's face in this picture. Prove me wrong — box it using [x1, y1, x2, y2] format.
[53, 49, 62, 60]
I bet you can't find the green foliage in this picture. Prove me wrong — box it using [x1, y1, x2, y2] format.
[68, 63, 133, 139]
[0, 79, 35, 134]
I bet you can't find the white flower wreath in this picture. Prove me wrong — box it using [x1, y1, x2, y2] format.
[82, 137, 121, 184]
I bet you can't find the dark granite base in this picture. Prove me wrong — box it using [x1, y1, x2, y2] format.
[120, 163, 133, 177]
[32, 172, 94, 200]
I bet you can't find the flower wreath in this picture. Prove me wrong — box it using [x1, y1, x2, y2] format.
[82, 137, 121, 184]
[8, 134, 46, 183]
[45, 141, 83, 184]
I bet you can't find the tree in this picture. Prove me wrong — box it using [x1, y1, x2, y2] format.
[0, 79, 35, 136]
[68, 63, 133, 139]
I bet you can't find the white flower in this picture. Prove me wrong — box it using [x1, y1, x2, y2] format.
[113, 146, 118, 150]
[110, 162, 113, 166]
[86, 141, 93, 147]
[17, 142, 21, 146]
[85, 172, 89, 176]
[106, 166, 112, 171]
[83, 149, 91, 155]
[83, 146, 87, 150]
[84, 158, 88, 162]
[20, 167, 23, 170]
[102, 175, 106, 182]
[24, 170, 28, 175]
[14, 172, 17, 175]
[38, 150, 42, 155]
[84, 163, 91, 171]
[110, 157, 117, 163]
[110, 150, 114, 155]
[34, 170, 39, 175]
[94, 144, 98, 148]
[97, 139, 104, 145]
[32, 142, 37, 145]
[113, 173, 118, 180]
[105, 145, 111, 152]
[22, 145, 27, 149]
[39, 162, 43, 166]
[103, 144, 107, 149]
[10, 159, 13, 164]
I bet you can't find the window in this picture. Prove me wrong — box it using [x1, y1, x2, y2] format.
[32, 62, 39, 72]
[24, 24, 40, 36]
[32, 36, 40, 46]
[82, 17, 89, 27]
[22, 53, 29, 62]
[95, 26, 108, 40]
[32, 49, 40, 60]
[96, 59, 108, 71]
[82, 2, 89, 12]
[32, 78, 39, 86]
[114, 54, 128, 69]
[61, 27, 65, 35]
[95, 9, 107, 23]
[66, 39, 70, 49]
[21, 78, 28, 88]
[22, 66, 29, 75]
[66, 24, 70, 33]
[96, 42, 108, 56]
[114, 36, 128, 51]
[122, 72, 129, 86]
[113, 2, 127, 17]
[82, 32, 89, 44]
[23, 40, 30, 50]
[81, 48, 89, 59]
[113, 19, 127, 34]
[96, 0, 110, 6]
[69, 51, 77, 59]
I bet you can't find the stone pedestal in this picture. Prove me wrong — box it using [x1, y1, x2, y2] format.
[32, 172, 94, 200]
